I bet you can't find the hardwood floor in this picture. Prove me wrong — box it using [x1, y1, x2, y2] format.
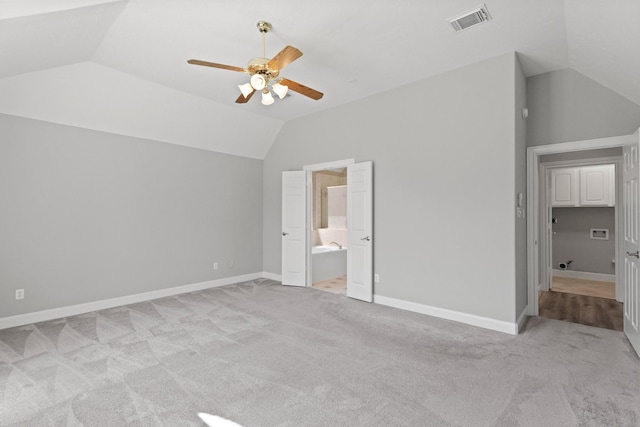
[539, 291, 623, 331]
[552, 276, 615, 299]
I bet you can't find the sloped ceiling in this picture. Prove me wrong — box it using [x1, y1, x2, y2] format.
[0, 0, 639, 159]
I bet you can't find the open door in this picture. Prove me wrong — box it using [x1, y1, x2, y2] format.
[347, 162, 373, 302]
[281, 171, 307, 286]
[623, 130, 640, 356]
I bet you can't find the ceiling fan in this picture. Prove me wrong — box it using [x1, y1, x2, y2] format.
[187, 21, 323, 106]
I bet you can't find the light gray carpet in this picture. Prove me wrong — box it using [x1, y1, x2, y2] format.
[1, 279, 639, 426]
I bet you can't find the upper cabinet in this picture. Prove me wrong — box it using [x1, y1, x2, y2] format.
[579, 165, 615, 206]
[550, 164, 615, 207]
[551, 167, 579, 206]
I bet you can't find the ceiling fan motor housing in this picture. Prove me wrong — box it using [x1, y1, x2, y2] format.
[247, 58, 279, 78]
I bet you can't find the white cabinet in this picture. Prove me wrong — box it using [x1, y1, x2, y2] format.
[551, 167, 579, 206]
[550, 164, 615, 207]
[579, 165, 615, 206]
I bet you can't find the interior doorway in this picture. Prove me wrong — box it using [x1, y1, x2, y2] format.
[310, 168, 348, 296]
[281, 159, 373, 302]
[536, 150, 623, 330]
[526, 133, 640, 340]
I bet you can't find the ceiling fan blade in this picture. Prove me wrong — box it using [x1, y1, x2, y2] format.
[236, 89, 256, 104]
[279, 78, 323, 100]
[268, 46, 303, 70]
[187, 59, 245, 73]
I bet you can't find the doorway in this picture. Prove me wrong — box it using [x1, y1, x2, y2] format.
[526, 132, 640, 355]
[536, 150, 623, 330]
[310, 168, 348, 296]
[544, 158, 623, 329]
[281, 159, 373, 302]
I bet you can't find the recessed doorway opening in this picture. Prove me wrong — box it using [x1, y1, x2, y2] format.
[538, 154, 622, 330]
[281, 158, 373, 302]
[310, 168, 348, 296]
[527, 130, 640, 356]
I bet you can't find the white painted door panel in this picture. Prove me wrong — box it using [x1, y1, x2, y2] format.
[623, 130, 640, 356]
[347, 162, 373, 302]
[281, 171, 307, 286]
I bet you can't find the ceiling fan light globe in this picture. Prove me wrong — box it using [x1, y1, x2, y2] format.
[250, 74, 266, 90]
[272, 83, 288, 99]
[238, 83, 253, 98]
[261, 90, 275, 106]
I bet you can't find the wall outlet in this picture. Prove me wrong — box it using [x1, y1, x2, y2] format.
[15, 289, 24, 300]
[228, 260, 235, 268]
[374, 274, 380, 283]
[213, 262, 218, 270]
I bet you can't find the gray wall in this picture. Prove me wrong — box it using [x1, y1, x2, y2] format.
[552, 207, 615, 275]
[514, 56, 528, 320]
[0, 114, 263, 318]
[527, 69, 640, 147]
[264, 53, 520, 323]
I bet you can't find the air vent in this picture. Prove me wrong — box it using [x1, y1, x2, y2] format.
[448, 4, 491, 32]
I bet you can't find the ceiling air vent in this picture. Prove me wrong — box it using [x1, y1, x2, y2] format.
[448, 4, 491, 32]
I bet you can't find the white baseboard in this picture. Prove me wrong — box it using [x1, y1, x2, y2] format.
[0, 273, 266, 330]
[517, 306, 529, 333]
[552, 269, 615, 283]
[373, 295, 519, 335]
[261, 272, 282, 282]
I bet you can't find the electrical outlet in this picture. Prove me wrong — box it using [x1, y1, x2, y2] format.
[228, 260, 235, 268]
[374, 274, 380, 283]
[213, 262, 218, 270]
[15, 289, 24, 300]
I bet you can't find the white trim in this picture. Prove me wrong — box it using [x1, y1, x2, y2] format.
[552, 269, 615, 283]
[374, 295, 519, 335]
[541, 156, 622, 168]
[615, 159, 625, 302]
[517, 306, 529, 333]
[527, 134, 634, 316]
[261, 272, 282, 282]
[302, 158, 355, 171]
[0, 273, 265, 330]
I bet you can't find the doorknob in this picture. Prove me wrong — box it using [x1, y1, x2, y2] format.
[361, 236, 370, 241]
[627, 251, 639, 258]
[282, 232, 289, 236]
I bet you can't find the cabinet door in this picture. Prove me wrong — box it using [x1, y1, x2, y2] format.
[551, 168, 579, 206]
[580, 165, 614, 206]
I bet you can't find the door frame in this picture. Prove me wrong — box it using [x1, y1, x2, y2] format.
[539, 157, 622, 295]
[527, 135, 635, 316]
[303, 158, 355, 286]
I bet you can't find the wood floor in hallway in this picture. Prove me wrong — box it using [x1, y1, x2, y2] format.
[552, 276, 615, 299]
[538, 291, 623, 331]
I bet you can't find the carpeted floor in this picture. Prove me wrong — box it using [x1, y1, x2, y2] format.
[1, 278, 639, 426]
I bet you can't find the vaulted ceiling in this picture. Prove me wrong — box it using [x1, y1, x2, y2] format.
[1, 0, 639, 158]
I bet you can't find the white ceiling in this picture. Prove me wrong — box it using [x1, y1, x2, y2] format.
[1, 0, 639, 158]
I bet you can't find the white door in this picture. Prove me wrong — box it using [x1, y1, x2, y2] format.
[347, 162, 373, 302]
[623, 130, 640, 356]
[281, 171, 307, 286]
